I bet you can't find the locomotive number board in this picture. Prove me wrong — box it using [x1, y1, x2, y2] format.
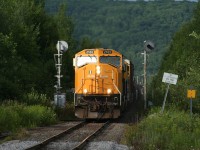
[85, 50, 94, 54]
[103, 50, 112, 54]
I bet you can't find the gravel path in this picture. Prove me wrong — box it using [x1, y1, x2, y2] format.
[0, 140, 40, 150]
[42, 141, 129, 150]
[0, 141, 129, 150]
[87, 141, 129, 150]
[93, 123, 126, 143]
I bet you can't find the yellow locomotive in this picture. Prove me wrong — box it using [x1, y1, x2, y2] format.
[73, 48, 134, 119]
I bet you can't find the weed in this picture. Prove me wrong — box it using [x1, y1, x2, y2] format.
[22, 88, 51, 106]
[0, 102, 57, 133]
[124, 106, 200, 150]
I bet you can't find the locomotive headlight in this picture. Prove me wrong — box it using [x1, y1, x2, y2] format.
[96, 66, 101, 74]
[107, 89, 112, 94]
[83, 89, 88, 94]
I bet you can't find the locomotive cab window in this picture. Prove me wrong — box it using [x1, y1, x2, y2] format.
[100, 56, 120, 67]
[76, 56, 97, 67]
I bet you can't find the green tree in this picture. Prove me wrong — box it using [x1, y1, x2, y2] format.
[45, 0, 195, 76]
[0, 0, 76, 101]
[149, 2, 200, 113]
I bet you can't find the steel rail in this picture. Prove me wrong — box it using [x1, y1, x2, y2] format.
[25, 121, 86, 150]
[0, 135, 7, 139]
[72, 121, 110, 150]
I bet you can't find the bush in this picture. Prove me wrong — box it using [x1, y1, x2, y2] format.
[124, 106, 200, 150]
[0, 105, 21, 132]
[21, 105, 57, 127]
[0, 101, 57, 133]
[22, 88, 51, 106]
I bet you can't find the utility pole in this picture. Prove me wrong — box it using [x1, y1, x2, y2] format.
[143, 49, 147, 110]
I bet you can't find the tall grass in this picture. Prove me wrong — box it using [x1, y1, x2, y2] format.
[22, 88, 50, 106]
[0, 101, 57, 133]
[124, 107, 200, 150]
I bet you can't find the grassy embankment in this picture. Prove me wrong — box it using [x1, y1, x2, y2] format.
[0, 102, 56, 133]
[123, 107, 200, 150]
[0, 90, 75, 138]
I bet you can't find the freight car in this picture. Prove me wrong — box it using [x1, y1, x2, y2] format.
[73, 48, 135, 119]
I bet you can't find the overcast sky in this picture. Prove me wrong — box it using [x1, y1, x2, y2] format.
[126, 0, 198, 2]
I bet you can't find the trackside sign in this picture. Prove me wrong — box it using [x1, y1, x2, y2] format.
[162, 72, 178, 85]
[161, 72, 179, 114]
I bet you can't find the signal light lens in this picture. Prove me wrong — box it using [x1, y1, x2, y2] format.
[107, 89, 112, 94]
[83, 89, 88, 94]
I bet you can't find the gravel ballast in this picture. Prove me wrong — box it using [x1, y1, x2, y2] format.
[0, 140, 129, 150]
[0, 140, 40, 150]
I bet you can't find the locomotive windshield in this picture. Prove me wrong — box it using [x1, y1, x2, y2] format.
[100, 56, 120, 67]
[76, 56, 97, 67]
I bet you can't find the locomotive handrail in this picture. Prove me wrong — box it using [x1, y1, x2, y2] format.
[113, 82, 121, 106]
[112, 69, 121, 106]
[74, 81, 85, 106]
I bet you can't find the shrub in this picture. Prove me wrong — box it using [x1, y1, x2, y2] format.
[0, 106, 21, 132]
[21, 105, 57, 127]
[0, 101, 57, 133]
[22, 88, 51, 106]
[124, 106, 200, 150]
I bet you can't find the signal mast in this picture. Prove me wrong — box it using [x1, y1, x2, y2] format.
[142, 40, 154, 110]
[54, 41, 68, 107]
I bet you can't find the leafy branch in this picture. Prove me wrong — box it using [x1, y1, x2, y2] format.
[189, 31, 200, 39]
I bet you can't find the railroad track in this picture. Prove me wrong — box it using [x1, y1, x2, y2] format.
[72, 121, 110, 150]
[25, 121, 110, 150]
[0, 132, 10, 140]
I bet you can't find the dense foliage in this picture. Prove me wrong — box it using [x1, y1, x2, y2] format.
[0, 0, 76, 101]
[0, 101, 56, 132]
[124, 107, 200, 150]
[150, 2, 200, 112]
[45, 0, 196, 75]
[0, 0, 101, 132]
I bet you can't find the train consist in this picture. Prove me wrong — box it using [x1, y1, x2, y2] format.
[73, 48, 135, 119]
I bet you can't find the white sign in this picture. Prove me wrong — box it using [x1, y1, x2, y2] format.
[162, 72, 178, 85]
